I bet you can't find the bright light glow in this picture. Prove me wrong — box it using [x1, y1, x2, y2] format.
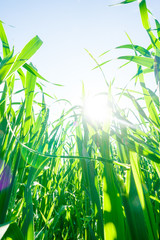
[83, 95, 112, 124]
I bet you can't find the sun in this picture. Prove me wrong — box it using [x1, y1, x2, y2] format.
[83, 94, 112, 124]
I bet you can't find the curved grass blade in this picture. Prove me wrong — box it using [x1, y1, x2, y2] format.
[0, 21, 10, 58]
[116, 44, 151, 57]
[118, 55, 154, 68]
[0, 36, 43, 83]
[139, 0, 150, 30]
[24, 63, 37, 138]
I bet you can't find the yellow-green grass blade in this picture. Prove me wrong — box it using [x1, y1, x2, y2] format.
[123, 91, 153, 124]
[8, 36, 42, 77]
[94, 131, 125, 240]
[20, 146, 51, 180]
[0, 47, 14, 71]
[0, 117, 9, 160]
[8, 74, 15, 94]
[0, 21, 10, 58]
[23, 63, 46, 81]
[82, 146, 104, 239]
[120, 53, 159, 133]
[152, 162, 160, 178]
[143, 182, 159, 239]
[139, 0, 150, 31]
[77, 118, 104, 239]
[155, 19, 160, 40]
[30, 111, 43, 137]
[119, 149, 158, 240]
[76, 125, 88, 184]
[131, 68, 154, 81]
[95, 55, 154, 70]
[15, 101, 25, 129]
[139, 0, 160, 50]
[0, 36, 42, 83]
[19, 107, 50, 171]
[76, 125, 91, 239]
[154, 55, 160, 85]
[130, 152, 158, 240]
[0, 54, 17, 84]
[143, 88, 159, 110]
[118, 55, 154, 68]
[0, 82, 7, 120]
[114, 123, 130, 165]
[138, 68, 159, 129]
[112, 129, 160, 163]
[116, 44, 151, 57]
[24, 64, 37, 138]
[17, 68, 26, 88]
[21, 186, 34, 240]
[123, 171, 149, 239]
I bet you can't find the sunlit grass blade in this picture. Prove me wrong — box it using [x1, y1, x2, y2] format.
[0, 21, 10, 58]
[21, 186, 34, 240]
[139, 0, 150, 31]
[93, 130, 125, 240]
[0, 82, 7, 119]
[116, 44, 151, 57]
[0, 36, 42, 83]
[23, 63, 37, 138]
[138, 68, 159, 128]
[118, 55, 154, 68]
[130, 151, 158, 240]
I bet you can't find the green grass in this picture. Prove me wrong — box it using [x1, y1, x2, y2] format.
[0, 0, 159, 239]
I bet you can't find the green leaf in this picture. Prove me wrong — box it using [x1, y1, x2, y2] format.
[0, 21, 10, 58]
[130, 152, 158, 240]
[109, 0, 136, 6]
[138, 67, 159, 128]
[0, 35, 43, 83]
[93, 130, 125, 240]
[113, 131, 160, 163]
[23, 63, 47, 82]
[139, 0, 150, 30]
[8, 35, 43, 77]
[24, 63, 37, 137]
[118, 55, 154, 68]
[2, 222, 24, 240]
[116, 44, 151, 57]
[155, 19, 160, 40]
[131, 67, 153, 80]
[0, 82, 7, 119]
[0, 54, 17, 84]
[21, 187, 34, 240]
[0, 47, 14, 70]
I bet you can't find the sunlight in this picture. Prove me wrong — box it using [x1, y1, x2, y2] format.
[83, 94, 112, 124]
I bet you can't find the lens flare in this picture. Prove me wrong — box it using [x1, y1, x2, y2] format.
[0, 160, 12, 191]
[83, 95, 112, 124]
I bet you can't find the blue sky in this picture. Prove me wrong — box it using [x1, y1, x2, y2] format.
[1, 0, 160, 117]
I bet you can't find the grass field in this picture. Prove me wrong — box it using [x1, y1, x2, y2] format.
[0, 0, 159, 239]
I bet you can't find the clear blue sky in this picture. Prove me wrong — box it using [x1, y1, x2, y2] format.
[1, 0, 160, 117]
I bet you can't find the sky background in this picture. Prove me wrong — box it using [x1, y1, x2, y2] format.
[1, 0, 160, 118]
